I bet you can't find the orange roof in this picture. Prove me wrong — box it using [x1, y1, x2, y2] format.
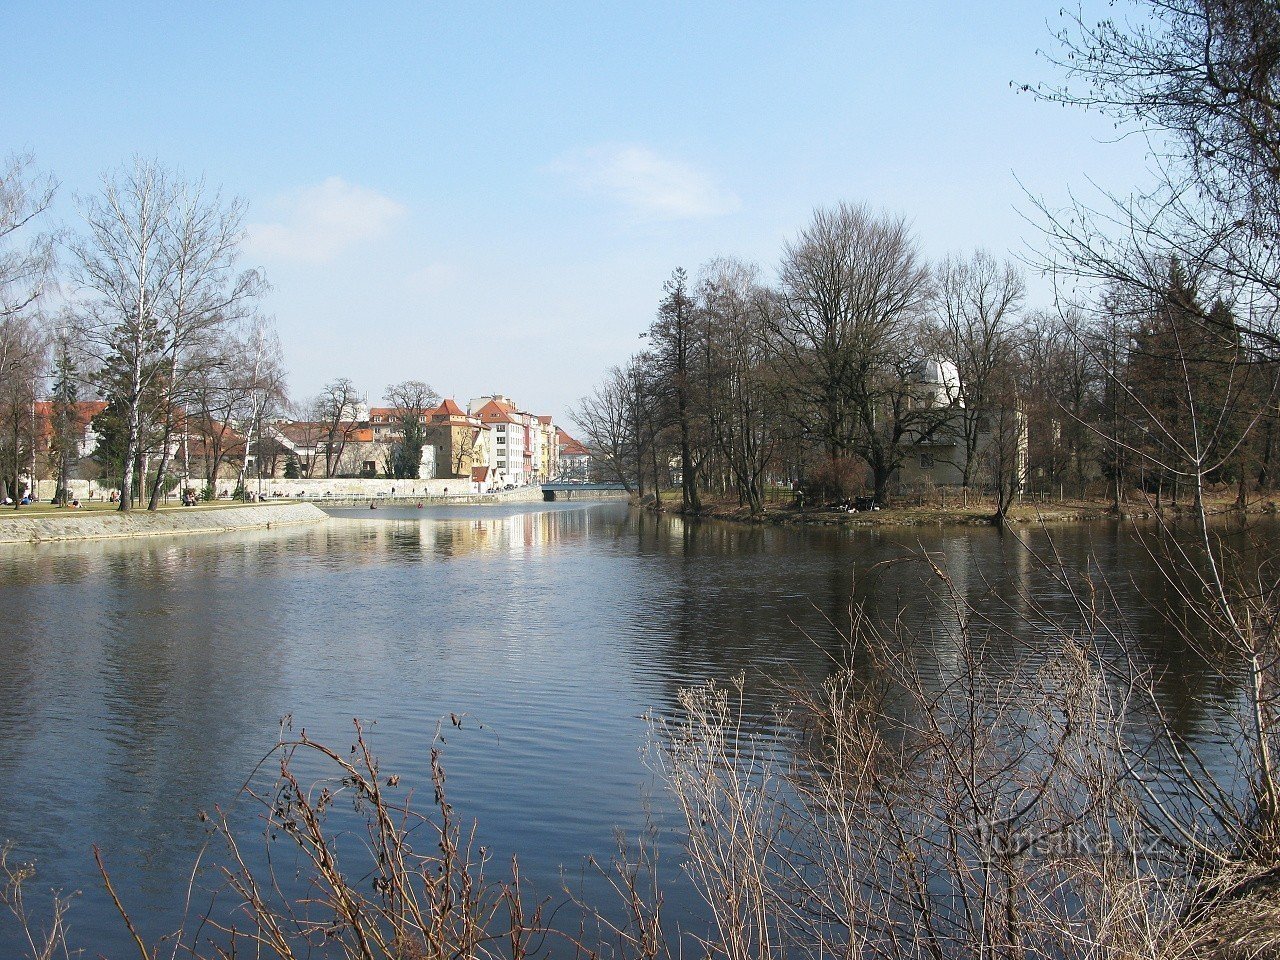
[557, 430, 590, 456]
[472, 466, 490, 482]
[35, 399, 109, 419]
[536, 414, 553, 425]
[474, 398, 520, 421]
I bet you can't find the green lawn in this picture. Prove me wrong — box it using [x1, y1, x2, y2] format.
[0, 499, 269, 519]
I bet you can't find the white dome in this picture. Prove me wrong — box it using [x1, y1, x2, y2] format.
[917, 357, 962, 405]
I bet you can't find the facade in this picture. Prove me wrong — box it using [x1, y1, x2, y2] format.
[425, 398, 486, 483]
[536, 415, 558, 481]
[266, 420, 381, 478]
[895, 356, 1028, 493]
[471, 397, 527, 487]
[31, 400, 254, 495]
[555, 429, 592, 480]
[33, 400, 107, 472]
[367, 406, 435, 477]
[469, 395, 556, 487]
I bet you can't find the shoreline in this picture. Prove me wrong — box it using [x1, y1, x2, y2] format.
[643, 495, 1279, 529]
[0, 502, 329, 545]
[0, 491, 633, 545]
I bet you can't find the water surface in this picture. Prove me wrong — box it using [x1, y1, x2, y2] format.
[0, 502, 1264, 952]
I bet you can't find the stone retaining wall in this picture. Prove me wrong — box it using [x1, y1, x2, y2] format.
[320, 485, 548, 507]
[0, 502, 328, 545]
[211, 477, 492, 499]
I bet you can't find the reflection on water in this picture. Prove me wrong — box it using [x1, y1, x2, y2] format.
[0, 502, 1270, 953]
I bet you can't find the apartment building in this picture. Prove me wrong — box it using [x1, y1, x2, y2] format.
[470, 396, 528, 486]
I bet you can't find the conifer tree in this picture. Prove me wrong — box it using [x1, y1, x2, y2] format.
[48, 333, 80, 505]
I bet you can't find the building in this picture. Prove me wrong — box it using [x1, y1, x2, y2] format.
[266, 419, 379, 478]
[469, 395, 538, 487]
[555, 429, 592, 480]
[367, 405, 436, 477]
[895, 356, 1028, 493]
[536, 415, 558, 482]
[426, 398, 486, 483]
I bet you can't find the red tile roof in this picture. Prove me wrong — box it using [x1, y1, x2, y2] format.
[557, 430, 590, 457]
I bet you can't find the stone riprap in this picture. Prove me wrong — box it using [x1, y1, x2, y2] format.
[0, 502, 328, 545]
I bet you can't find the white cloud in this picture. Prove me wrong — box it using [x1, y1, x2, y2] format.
[247, 177, 405, 263]
[550, 144, 740, 220]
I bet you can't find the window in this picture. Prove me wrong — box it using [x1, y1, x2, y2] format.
[373, 415, 383, 423]
[977, 415, 991, 433]
[919, 454, 934, 469]
[496, 436, 506, 444]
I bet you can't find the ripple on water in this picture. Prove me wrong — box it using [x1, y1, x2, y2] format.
[0, 503, 1268, 955]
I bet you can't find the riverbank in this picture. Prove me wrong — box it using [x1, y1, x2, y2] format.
[646, 491, 1279, 528]
[0, 501, 328, 544]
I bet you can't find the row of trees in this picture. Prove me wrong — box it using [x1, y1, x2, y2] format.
[0, 156, 289, 508]
[574, 214, 1280, 521]
[574, 0, 1280, 520]
[0, 155, 445, 506]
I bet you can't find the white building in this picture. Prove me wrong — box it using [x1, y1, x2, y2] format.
[470, 396, 529, 487]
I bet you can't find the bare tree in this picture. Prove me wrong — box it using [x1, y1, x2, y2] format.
[697, 259, 781, 516]
[0, 153, 56, 329]
[1030, 0, 1280, 358]
[0, 154, 56, 505]
[145, 180, 264, 509]
[930, 249, 1026, 493]
[234, 319, 287, 498]
[315, 377, 363, 477]
[70, 161, 179, 510]
[771, 203, 936, 503]
[572, 364, 637, 493]
[1020, 308, 1102, 499]
[0, 315, 45, 505]
[384, 379, 439, 479]
[185, 323, 286, 497]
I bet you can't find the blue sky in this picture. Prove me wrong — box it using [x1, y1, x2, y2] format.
[5, 1, 1151, 423]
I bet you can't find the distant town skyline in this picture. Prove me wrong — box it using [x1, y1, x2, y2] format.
[4, 1, 1154, 422]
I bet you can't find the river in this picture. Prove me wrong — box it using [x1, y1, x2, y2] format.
[0, 501, 1266, 954]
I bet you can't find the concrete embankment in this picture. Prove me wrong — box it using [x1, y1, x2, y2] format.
[317, 486, 631, 507]
[319, 485, 548, 507]
[0, 502, 328, 545]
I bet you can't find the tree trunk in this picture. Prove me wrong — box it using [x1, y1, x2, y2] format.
[148, 424, 173, 510]
[119, 404, 140, 512]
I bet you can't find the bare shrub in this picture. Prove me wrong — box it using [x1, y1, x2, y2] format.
[802, 456, 869, 505]
[1, 842, 75, 960]
[649, 542, 1280, 960]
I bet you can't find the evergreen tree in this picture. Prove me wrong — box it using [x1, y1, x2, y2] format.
[1127, 261, 1248, 501]
[48, 335, 80, 505]
[90, 395, 131, 484]
[391, 413, 427, 479]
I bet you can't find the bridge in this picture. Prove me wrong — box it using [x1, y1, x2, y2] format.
[540, 482, 629, 502]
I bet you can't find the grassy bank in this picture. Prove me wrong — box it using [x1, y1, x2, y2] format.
[0, 499, 270, 519]
[643, 489, 1279, 527]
